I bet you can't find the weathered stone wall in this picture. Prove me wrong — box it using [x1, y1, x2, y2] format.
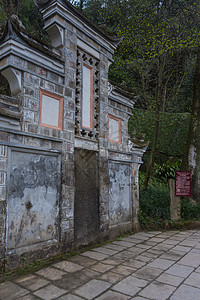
[0, 145, 7, 259]
[0, 0, 147, 267]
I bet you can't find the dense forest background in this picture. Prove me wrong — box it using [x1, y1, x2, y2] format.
[1, 0, 200, 187]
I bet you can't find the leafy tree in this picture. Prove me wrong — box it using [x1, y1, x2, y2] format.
[181, 49, 200, 202]
[83, 0, 200, 188]
[18, 0, 46, 39]
[69, 0, 86, 11]
[0, 0, 7, 32]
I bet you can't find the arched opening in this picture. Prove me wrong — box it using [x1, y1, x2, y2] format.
[0, 73, 11, 96]
[0, 68, 21, 96]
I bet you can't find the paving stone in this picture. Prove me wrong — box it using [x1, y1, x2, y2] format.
[101, 258, 120, 266]
[143, 241, 157, 246]
[93, 247, 118, 255]
[170, 236, 186, 241]
[112, 240, 135, 247]
[127, 247, 145, 254]
[90, 262, 114, 273]
[96, 290, 130, 300]
[81, 251, 108, 260]
[111, 264, 136, 276]
[179, 240, 198, 247]
[74, 279, 111, 299]
[54, 268, 100, 291]
[146, 249, 164, 255]
[156, 273, 184, 286]
[112, 275, 148, 296]
[184, 271, 200, 287]
[129, 234, 149, 240]
[147, 258, 175, 270]
[113, 251, 137, 261]
[160, 251, 184, 261]
[36, 267, 67, 280]
[15, 274, 49, 291]
[141, 252, 158, 259]
[153, 243, 174, 251]
[135, 244, 152, 250]
[33, 284, 67, 300]
[178, 253, 200, 268]
[148, 231, 162, 235]
[194, 242, 200, 248]
[132, 232, 154, 238]
[57, 294, 84, 300]
[123, 259, 146, 269]
[172, 245, 191, 253]
[103, 244, 126, 251]
[0, 281, 29, 300]
[139, 281, 176, 299]
[131, 297, 148, 300]
[15, 295, 38, 300]
[156, 232, 178, 238]
[69, 255, 97, 267]
[165, 263, 194, 278]
[123, 238, 143, 244]
[196, 266, 200, 273]
[162, 239, 180, 245]
[134, 266, 163, 281]
[134, 255, 153, 263]
[191, 248, 200, 254]
[170, 284, 200, 300]
[3, 230, 200, 300]
[99, 271, 125, 284]
[150, 237, 165, 243]
[53, 261, 84, 273]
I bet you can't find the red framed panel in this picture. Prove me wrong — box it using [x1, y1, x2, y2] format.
[39, 89, 63, 130]
[82, 63, 93, 130]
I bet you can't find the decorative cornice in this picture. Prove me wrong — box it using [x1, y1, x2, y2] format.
[108, 82, 136, 108]
[0, 19, 62, 62]
[34, 0, 122, 47]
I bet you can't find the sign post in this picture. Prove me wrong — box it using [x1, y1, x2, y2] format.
[175, 171, 191, 197]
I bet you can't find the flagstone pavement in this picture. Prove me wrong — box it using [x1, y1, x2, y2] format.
[1, 230, 200, 299]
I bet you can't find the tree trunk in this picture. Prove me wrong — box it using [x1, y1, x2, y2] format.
[143, 56, 164, 189]
[143, 115, 159, 189]
[181, 49, 200, 202]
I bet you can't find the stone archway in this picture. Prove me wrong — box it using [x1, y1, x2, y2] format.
[0, 73, 11, 96]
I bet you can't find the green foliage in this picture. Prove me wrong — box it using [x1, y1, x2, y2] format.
[19, 0, 47, 40]
[139, 179, 170, 220]
[154, 160, 181, 180]
[139, 172, 200, 229]
[139, 173, 170, 228]
[0, 0, 6, 29]
[128, 109, 190, 161]
[181, 199, 200, 220]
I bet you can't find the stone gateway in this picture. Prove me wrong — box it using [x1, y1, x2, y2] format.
[0, 0, 147, 268]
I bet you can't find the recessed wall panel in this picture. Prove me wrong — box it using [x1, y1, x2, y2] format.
[39, 90, 63, 130]
[109, 162, 132, 226]
[108, 115, 121, 143]
[82, 63, 93, 129]
[7, 149, 61, 250]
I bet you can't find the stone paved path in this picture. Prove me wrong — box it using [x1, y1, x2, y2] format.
[1, 230, 200, 299]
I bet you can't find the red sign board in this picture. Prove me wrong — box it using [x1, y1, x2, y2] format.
[175, 171, 191, 197]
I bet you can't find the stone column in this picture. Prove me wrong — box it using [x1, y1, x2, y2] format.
[168, 179, 181, 221]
